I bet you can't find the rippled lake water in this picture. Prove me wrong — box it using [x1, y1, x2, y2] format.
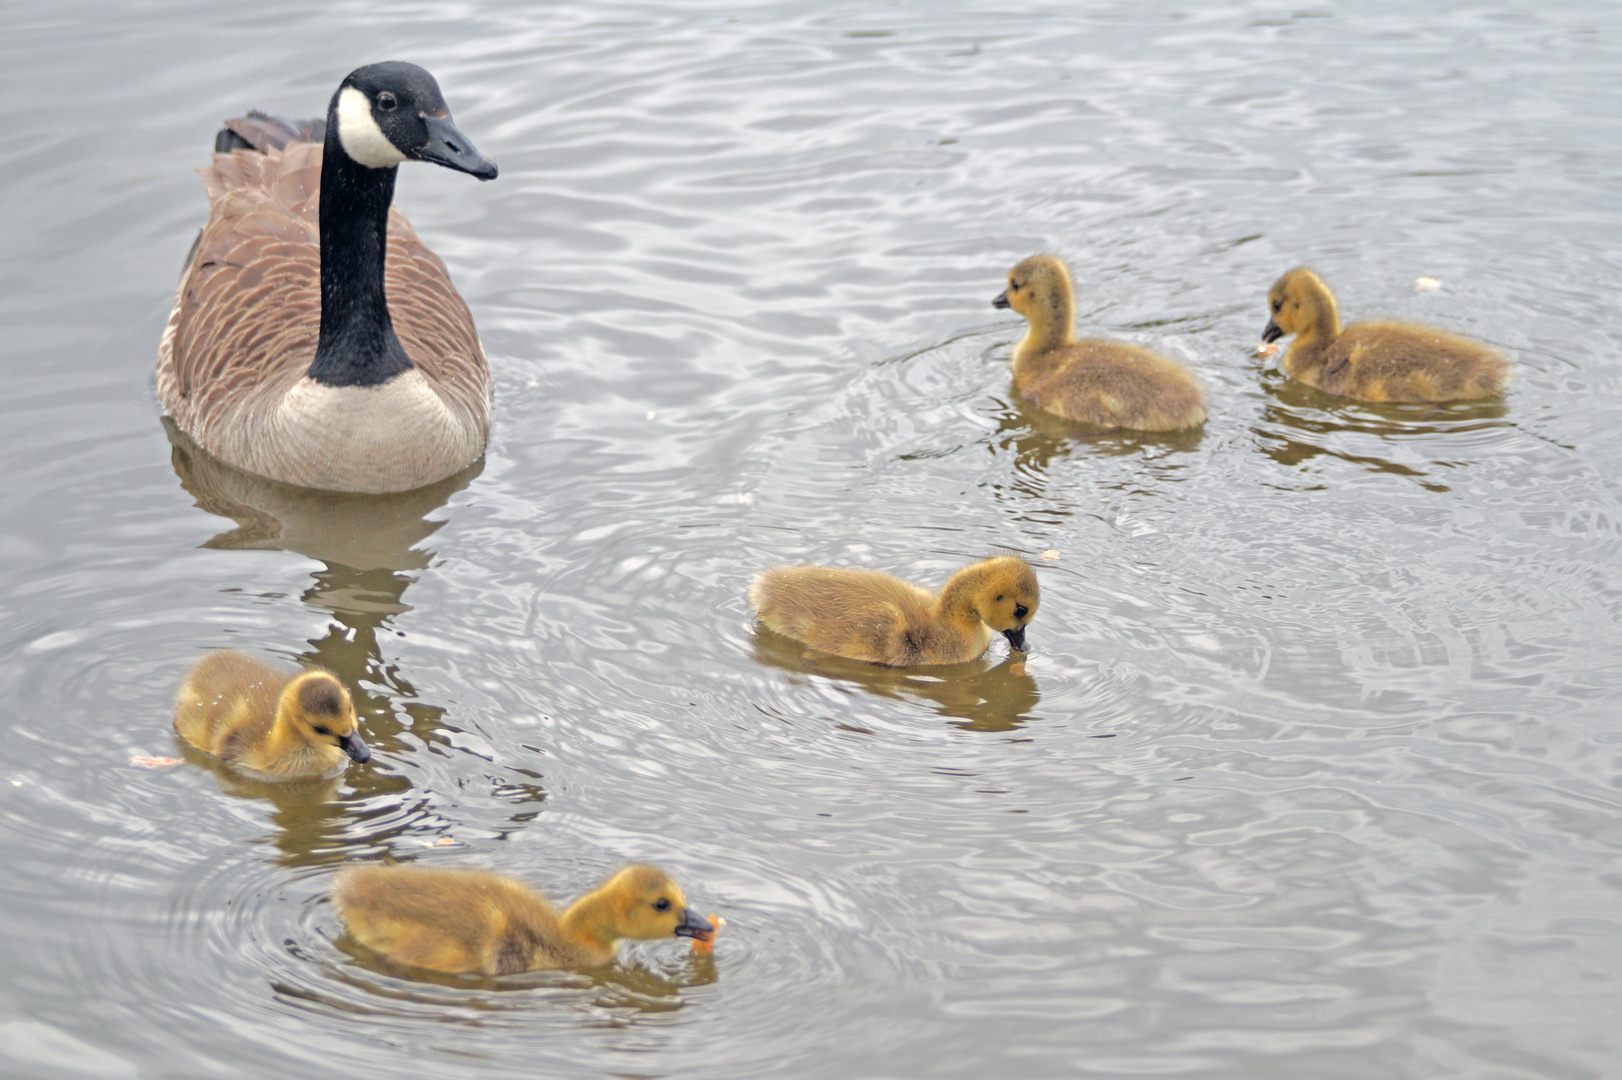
[3, 2, 1621, 1077]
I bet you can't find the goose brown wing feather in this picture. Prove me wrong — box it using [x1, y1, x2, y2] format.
[221, 112, 327, 155]
[385, 230, 491, 429]
[267, 140, 323, 209]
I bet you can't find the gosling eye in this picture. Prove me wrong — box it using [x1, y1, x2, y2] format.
[653, 898, 671, 912]
[1270, 300, 1281, 313]
[376, 91, 398, 112]
[1009, 280, 1021, 292]
[1014, 604, 1029, 620]
[311, 725, 332, 737]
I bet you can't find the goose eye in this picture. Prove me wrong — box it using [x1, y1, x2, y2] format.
[377, 92, 398, 112]
[1014, 604, 1029, 620]
[311, 725, 332, 737]
[653, 898, 671, 912]
[1270, 300, 1281, 313]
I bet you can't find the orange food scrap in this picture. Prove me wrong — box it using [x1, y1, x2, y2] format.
[1256, 342, 1280, 359]
[1008, 662, 1026, 676]
[129, 755, 183, 768]
[1040, 549, 1060, 561]
[691, 913, 724, 956]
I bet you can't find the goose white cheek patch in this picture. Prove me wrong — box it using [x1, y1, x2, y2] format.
[336, 86, 407, 168]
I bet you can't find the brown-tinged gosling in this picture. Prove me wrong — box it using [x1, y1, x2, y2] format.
[174, 650, 369, 778]
[749, 556, 1039, 667]
[332, 864, 714, 974]
[994, 254, 1206, 431]
[1262, 267, 1510, 402]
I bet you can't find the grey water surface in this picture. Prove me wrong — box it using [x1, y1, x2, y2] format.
[2, 2, 1620, 1077]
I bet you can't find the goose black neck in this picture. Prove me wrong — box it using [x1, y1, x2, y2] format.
[308, 125, 415, 388]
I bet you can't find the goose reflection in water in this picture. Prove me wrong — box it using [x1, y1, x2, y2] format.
[750, 622, 1042, 732]
[1254, 370, 1511, 491]
[986, 372, 1204, 474]
[980, 393, 1203, 523]
[315, 935, 720, 1003]
[164, 420, 546, 864]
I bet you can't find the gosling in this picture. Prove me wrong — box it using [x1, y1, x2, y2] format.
[332, 864, 714, 974]
[994, 254, 1206, 431]
[174, 650, 370, 779]
[749, 555, 1039, 666]
[1262, 267, 1510, 402]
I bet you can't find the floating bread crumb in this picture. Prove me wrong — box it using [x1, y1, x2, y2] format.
[129, 755, 183, 768]
[692, 913, 725, 956]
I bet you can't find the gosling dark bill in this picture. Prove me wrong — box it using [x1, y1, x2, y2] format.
[338, 731, 371, 764]
[675, 908, 715, 941]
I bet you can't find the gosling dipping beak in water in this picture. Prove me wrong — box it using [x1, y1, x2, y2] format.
[173, 650, 369, 779]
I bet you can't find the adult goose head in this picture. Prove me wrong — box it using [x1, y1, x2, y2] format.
[157, 62, 500, 494]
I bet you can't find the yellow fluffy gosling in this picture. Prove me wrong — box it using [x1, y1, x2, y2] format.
[994, 254, 1206, 431]
[332, 864, 713, 974]
[174, 650, 369, 778]
[750, 556, 1039, 666]
[1262, 267, 1510, 402]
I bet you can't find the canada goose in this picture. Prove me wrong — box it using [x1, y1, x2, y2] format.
[174, 650, 370, 778]
[749, 556, 1039, 666]
[993, 255, 1206, 432]
[1261, 268, 1510, 402]
[333, 864, 714, 974]
[157, 62, 498, 494]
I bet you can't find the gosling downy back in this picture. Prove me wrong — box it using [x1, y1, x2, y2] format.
[174, 650, 370, 778]
[994, 254, 1206, 432]
[1262, 267, 1510, 403]
[157, 62, 498, 494]
[750, 555, 1040, 666]
[332, 864, 712, 975]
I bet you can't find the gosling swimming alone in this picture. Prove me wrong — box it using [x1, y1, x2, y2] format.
[1262, 268, 1510, 402]
[332, 864, 713, 974]
[750, 556, 1039, 667]
[174, 650, 370, 778]
[994, 255, 1206, 432]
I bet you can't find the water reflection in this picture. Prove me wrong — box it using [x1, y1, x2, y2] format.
[320, 933, 719, 1004]
[171, 739, 353, 865]
[1254, 367, 1512, 490]
[163, 416, 473, 571]
[165, 422, 541, 864]
[750, 624, 1040, 731]
[166, 413, 471, 720]
[990, 391, 1206, 466]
